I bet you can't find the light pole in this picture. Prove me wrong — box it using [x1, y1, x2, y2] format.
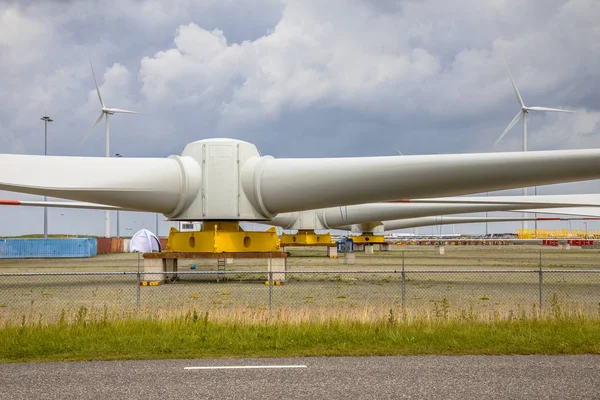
[41, 112, 53, 239]
[115, 153, 122, 238]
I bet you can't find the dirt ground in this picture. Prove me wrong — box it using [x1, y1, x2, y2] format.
[0, 244, 599, 272]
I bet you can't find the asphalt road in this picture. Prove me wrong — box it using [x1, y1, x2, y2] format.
[1, 355, 599, 399]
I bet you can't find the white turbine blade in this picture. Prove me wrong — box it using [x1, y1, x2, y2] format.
[395, 148, 403, 155]
[381, 215, 592, 231]
[0, 154, 201, 214]
[248, 148, 600, 214]
[89, 60, 105, 108]
[519, 207, 600, 218]
[0, 199, 131, 211]
[104, 108, 143, 114]
[527, 106, 578, 113]
[312, 194, 600, 229]
[493, 111, 522, 147]
[80, 112, 104, 147]
[397, 194, 600, 207]
[504, 61, 525, 107]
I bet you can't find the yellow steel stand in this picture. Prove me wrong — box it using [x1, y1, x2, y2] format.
[350, 233, 386, 244]
[280, 230, 333, 245]
[166, 222, 281, 253]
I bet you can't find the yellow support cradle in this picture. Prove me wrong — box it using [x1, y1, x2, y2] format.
[280, 230, 333, 245]
[165, 222, 281, 253]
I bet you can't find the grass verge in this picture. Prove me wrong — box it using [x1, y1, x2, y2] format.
[2, 312, 599, 363]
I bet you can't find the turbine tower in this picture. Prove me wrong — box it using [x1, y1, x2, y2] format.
[80, 61, 141, 238]
[493, 62, 577, 230]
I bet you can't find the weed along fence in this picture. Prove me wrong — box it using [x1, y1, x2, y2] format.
[1, 266, 600, 325]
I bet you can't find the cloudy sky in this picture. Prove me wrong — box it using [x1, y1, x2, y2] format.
[1, 0, 599, 237]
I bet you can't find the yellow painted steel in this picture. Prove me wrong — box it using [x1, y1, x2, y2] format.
[350, 233, 386, 244]
[166, 222, 281, 253]
[517, 228, 600, 239]
[280, 230, 333, 245]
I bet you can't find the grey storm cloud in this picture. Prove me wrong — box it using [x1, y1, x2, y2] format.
[0, 0, 599, 236]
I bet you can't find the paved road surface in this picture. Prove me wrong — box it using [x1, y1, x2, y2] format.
[1, 355, 599, 399]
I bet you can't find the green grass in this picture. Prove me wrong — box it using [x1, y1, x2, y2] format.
[2, 312, 600, 363]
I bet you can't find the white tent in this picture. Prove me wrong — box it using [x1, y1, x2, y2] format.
[129, 229, 161, 253]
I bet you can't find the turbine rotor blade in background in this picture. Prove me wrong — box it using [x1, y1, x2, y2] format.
[89, 60, 105, 108]
[80, 112, 104, 147]
[526, 106, 578, 113]
[505, 60, 525, 108]
[104, 108, 143, 114]
[494, 110, 522, 147]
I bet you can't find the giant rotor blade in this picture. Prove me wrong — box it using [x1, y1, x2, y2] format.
[0, 155, 201, 214]
[105, 108, 143, 114]
[243, 148, 600, 215]
[80, 112, 104, 146]
[391, 194, 600, 206]
[90, 60, 105, 108]
[493, 111, 522, 147]
[518, 207, 600, 218]
[0, 199, 131, 211]
[505, 61, 525, 108]
[3, 193, 600, 231]
[6, 140, 600, 221]
[265, 194, 600, 230]
[527, 106, 577, 113]
[380, 215, 592, 231]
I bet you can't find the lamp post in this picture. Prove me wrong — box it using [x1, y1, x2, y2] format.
[115, 153, 122, 238]
[41, 112, 53, 239]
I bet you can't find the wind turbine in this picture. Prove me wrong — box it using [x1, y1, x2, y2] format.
[80, 60, 141, 238]
[493, 62, 577, 230]
[493, 62, 577, 151]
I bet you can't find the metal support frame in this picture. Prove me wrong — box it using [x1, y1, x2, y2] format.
[280, 230, 333, 246]
[538, 250, 543, 315]
[401, 251, 406, 314]
[350, 233, 386, 245]
[165, 222, 281, 253]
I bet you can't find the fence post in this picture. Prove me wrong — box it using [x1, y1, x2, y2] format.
[401, 251, 406, 313]
[268, 253, 273, 312]
[136, 253, 141, 312]
[538, 249, 543, 315]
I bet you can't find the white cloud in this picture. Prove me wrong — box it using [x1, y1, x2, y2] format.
[1, 0, 600, 235]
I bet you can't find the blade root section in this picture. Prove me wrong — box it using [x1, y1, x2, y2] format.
[0, 155, 201, 215]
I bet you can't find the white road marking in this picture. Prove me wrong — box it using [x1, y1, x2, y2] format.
[184, 365, 307, 370]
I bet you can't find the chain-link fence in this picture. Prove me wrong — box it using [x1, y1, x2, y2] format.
[1, 266, 600, 325]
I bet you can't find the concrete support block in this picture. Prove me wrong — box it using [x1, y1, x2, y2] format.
[327, 246, 338, 258]
[561, 243, 571, 250]
[142, 258, 166, 283]
[344, 252, 356, 265]
[380, 244, 391, 252]
[365, 245, 374, 254]
[164, 258, 178, 281]
[226, 258, 234, 264]
[355, 244, 365, 252]
[372, 244, 381, 251]
[268, 257, 287, 282]
[436, 245, 445, 255]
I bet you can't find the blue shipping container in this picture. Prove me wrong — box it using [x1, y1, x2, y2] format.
[0, 238, 98, 259]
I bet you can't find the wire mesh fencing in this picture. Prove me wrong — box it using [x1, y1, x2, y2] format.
[1, 268, 600, 325]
